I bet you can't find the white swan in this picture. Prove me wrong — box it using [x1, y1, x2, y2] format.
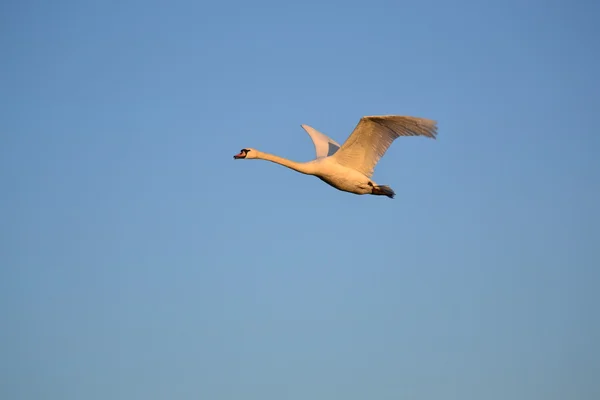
[234, 115, 437, 198]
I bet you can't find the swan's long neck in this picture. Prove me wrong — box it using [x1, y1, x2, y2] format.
[256, 151, 314, 175]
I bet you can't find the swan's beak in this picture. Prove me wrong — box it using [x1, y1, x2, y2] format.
[233, 152, 246, 159]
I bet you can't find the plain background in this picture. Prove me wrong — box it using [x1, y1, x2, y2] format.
[2, 0, 599, 399]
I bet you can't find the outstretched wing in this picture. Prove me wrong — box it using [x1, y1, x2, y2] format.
[333, 115, 437, 178]
[301, 124, 341, 159]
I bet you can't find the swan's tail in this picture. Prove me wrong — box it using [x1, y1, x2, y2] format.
[371, 185, 395, 199]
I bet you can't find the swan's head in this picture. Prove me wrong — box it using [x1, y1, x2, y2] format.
[233, 148, 257, 160]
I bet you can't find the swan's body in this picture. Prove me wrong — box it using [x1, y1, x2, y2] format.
[234, 115, 437, 198]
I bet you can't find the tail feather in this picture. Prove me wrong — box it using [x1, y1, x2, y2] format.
[372, 185, 395, 199]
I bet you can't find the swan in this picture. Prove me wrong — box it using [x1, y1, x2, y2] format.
[233, 115, 437, 198]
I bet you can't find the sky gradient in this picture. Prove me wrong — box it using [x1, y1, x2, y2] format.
[2, 0, 599, 399]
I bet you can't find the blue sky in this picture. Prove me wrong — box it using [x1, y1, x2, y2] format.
[1, 0, 599, 399]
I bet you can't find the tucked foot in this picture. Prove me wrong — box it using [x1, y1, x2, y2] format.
[370, 184, 395, 199]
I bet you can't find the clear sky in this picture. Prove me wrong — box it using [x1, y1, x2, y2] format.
[1, 0, 599, 399]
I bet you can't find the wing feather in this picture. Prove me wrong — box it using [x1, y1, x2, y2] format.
[301, 124, 341, 159]
[332, 115, 437, 177]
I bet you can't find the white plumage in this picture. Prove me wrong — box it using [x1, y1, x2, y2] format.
[234, 115, 438, 198]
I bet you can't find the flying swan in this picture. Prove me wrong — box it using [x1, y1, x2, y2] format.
[233, 115, 437, 198]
